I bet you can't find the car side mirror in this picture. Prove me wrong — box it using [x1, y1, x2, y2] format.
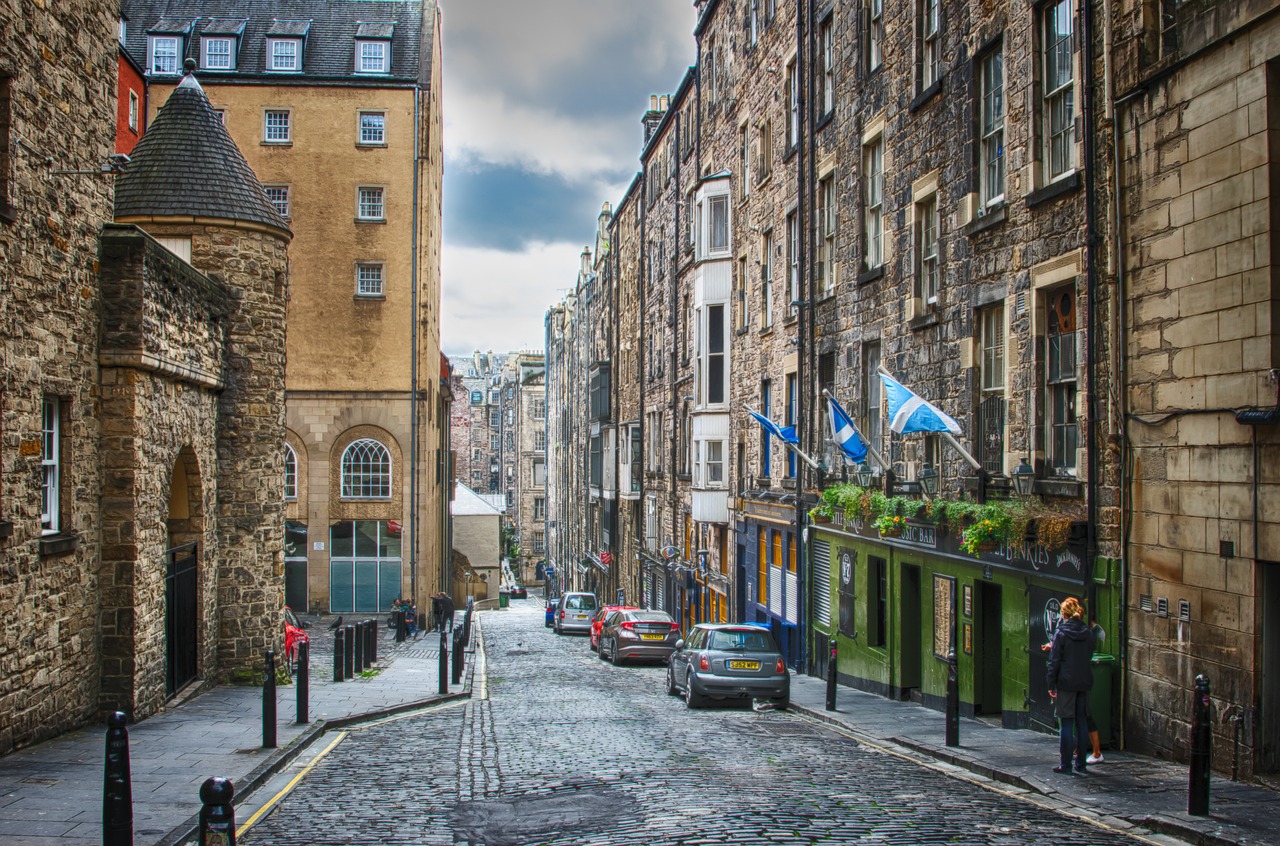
[300, 620, 311, 629]
[674, 639, 685, 650]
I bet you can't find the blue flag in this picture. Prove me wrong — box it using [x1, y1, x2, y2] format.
[827, 395, 868, 463]
[879, 371, 962, 435]
[747, 408, 799, 445]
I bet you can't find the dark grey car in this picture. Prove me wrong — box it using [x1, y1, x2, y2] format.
[597, 609, 680, 665]
[666, 624, 789, 709]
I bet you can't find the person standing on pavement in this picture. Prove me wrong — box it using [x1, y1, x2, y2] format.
[431, 593, 443, 632]
[440, 591, 455, 632]
[1046, 596, 1096, 774]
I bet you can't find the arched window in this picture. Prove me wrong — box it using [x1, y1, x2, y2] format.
[341, 438, 391, 498]
[284, 443, 298, 500]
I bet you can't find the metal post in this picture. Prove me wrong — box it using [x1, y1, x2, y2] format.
[295, 640, 309, 724]
[352, 624, 365, 675]
[396, 608, 408, 643]
[945, 650, 959, 748]
[333, 628, 345, 682]
[262, 650, 277, 749]
[365, 619, 376, 666]
[438, 626, 449, 694]
[103, 711, 132, 846]
[452, 626, 463, 684]
[197, 777, 236, 846]
[825, 640, 838, 711]
[1189, 673, 1212, 816]
[343, 624, 356, 680]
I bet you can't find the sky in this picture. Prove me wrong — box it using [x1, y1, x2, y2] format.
[439, 0, 698, 360]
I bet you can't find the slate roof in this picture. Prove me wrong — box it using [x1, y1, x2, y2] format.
[121, 0, 431, 84]
[114, 72, 290, 235]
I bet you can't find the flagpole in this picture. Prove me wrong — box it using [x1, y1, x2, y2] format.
[744, 405, 824, 471]
[876, 367, 982, 471]
[820, 389, 889, 471]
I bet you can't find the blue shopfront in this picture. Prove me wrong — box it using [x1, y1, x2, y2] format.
[736, 496, 803, 668]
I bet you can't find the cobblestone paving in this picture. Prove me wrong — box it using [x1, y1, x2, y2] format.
[246, 602, 1153, 846]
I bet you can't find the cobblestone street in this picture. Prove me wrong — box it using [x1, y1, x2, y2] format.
[244, 600, 1167, 846]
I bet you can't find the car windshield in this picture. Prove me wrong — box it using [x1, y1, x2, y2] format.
[565, 595, 596, 611]
[708, 630, 775, 651]
[629, 611, 673, 623]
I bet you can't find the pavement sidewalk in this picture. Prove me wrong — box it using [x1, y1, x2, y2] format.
[787, 672, 1277, 846]
[0, 615, 475, 846]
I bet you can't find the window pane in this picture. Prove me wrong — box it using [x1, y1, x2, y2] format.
[285, 521, 308, 558]
[330, 521, 354, 558]
[330, 560, 354, 613]
[378, 560, 402, 610]
[355, 520, 379, 557]
[710, 196, 728, 251]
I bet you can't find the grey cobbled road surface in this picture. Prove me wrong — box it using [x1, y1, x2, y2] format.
[242, 598, 1161, 846]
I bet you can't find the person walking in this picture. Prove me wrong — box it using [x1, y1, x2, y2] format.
[1046, 596, 1096, 774]
[431, 593, 443, 632]
[440, 592, 455, 632]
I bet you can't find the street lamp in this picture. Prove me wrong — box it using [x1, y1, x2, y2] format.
[855, 461, 875, 488]
[1012, 457, 1036, 497]
[918, 464, 940, 498]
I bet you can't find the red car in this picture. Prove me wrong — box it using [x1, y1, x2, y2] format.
[590, 605, 638, 651]
[284, 606, 310, 673]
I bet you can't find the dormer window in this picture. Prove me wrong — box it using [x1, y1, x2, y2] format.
[268, 38, 301, 71]
[202, 37, 234, 70]
[149, 36, 181, 74]
[356, 40, 388, 73]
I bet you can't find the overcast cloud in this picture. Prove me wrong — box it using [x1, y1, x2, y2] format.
[440, 0, 697, 358]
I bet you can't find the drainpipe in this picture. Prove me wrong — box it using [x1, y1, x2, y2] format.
[1081, 0, 1100, 591]
[410, 86, 421, 602]
[792, 0, 814, 674]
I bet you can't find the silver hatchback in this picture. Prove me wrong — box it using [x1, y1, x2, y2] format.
[554, 592, 598, 634]
[666, 624, 789, 709]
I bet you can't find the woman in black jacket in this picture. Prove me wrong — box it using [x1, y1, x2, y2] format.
[1046, 596, 1096, 773]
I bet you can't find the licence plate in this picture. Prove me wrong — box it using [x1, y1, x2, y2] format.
[575, 614, 588, 619]
[640, 634, 665, 641]
[727, 660, 760, 670]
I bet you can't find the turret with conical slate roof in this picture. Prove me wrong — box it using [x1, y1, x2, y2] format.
[115, 60, 290, 237]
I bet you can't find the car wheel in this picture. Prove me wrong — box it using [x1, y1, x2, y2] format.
[597, 638, 609, 660]
[609, 642, 623, 666]
[773, 697, 790, 711]
[684, 672, 706, 709]
[666, 664, 680, 696]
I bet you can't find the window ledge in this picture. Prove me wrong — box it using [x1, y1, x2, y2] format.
[356, 143, 389, 149]
[815, 111, 835, 133]
[354, 294, 386, 302]
[783, 145, 798, 163]
[857, 265, 885, 286]
[677, 473, 692, 482]
[910, 79, 943, 112]
[39, 532, 80, 557]
[781, 477, 798, 490]
[1035, 478, 1081, 498]
[756, 477, 772, 488]
[1026, 171, 1081, 209]
[736, 326, 750, 336]
[261, 141, 293, 147]
[0, 519, 12, 540]
[783, 314, 798, 327]
[909, 311, 941, 331]
[355, 218, 387, 224]
[962, 202, 1008, 237]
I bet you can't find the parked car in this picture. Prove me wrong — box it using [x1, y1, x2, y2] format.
[544, 597, 560, 628]
[509, 585, 528, 599]
[598, 609, 680, 665]
[283, 606, 310, 674]
[666, 623, 789, 710]
[554, 592, 598, 634]
[590, 605, 638, 651]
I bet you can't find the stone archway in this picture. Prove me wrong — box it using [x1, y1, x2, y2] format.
[165, 447, 204, 698]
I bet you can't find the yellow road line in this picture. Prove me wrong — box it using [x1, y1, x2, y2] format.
[237, 731, 347, 838]
[795, 714, 1167, 846]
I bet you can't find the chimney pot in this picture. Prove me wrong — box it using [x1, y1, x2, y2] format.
[650, 94, 659, 110]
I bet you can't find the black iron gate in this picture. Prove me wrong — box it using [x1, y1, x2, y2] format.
[166, 543, 198, 698]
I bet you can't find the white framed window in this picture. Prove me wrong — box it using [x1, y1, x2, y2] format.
[1042, 0, 1075, 181]
[358, 111, 386, 145]
[357, 186, 385, 221]
[703, 439, 726, 487]
[202, 37, 234, 70]
[534, 497, 546, 519]
[761, 229, 774, 328]
[284, 443, 298, 500]
[356, 262, 385, 297]
[356, 40, 388, 74]
[1044, 286, 1078, 476]
[697, 191, 730, 258]
[980, 306, 1005, 393]
[749, 0, 759, 46]
[785, 59, 799, 148]
[118, 18, 127, 46]
[916, 195, 939, 306]
[263, 109, 291, 143]
[341, 438, 391, 498]
[534, 430, 547, 451]
[920, 0, 941, 91]
[820, 18, 834, 116]
[700, 303, 727, 406]
[980, 46, 1005, 207]
[41, 398, 60, 534]
[264, 185, 290, 218]
[818, 175, 835, 296]
[267, 38, 300, 71]
[533, 531, 545, 553]
[128, 90, 139, 131]
[532, 459, 546, 487]
[758, 120, 773, 181]
[149, 36, 180, 75]
[864, 138, 884, 270]
[868, 0, 884, 71]
[786, 211, 799, 315]
[739, 125, 751, 199]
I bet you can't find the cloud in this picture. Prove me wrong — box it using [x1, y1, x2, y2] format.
[445, 163, 611, 251]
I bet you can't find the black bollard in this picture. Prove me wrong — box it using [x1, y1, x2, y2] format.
[396, 608, 408, 643]
[103, 711, 133, 846]
[825, 640, 838, 711]
[296, 640, 309, 724]
[353, 624, 365, 675]
[364, 619, 376, 666]
[344, 624, 356, 679]
[945, 650, 959, 748]
[438, 626, 449, 694]
[333, 628, 346, 682]
[262, 649, 277, 749]
[452, 626, 464, 684]
[1189, 673, 1212, 815]
[197, 777, 236, 846]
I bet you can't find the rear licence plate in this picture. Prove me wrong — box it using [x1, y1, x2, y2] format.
[640, 634, 665, 641]
[727, 660, 760, 670]
[575, 614, 588, 619]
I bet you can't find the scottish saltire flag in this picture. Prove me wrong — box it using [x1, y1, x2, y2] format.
[827, 396, 868, 463]
[747, 408, 799, 444]
[879, 371, 962, 435]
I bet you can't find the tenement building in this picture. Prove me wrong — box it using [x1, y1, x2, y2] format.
[120, 0, 449, 619]
[1, 0, 291, 750]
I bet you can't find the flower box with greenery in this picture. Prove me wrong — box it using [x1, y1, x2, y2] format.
[812, 482, 1085, 556]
